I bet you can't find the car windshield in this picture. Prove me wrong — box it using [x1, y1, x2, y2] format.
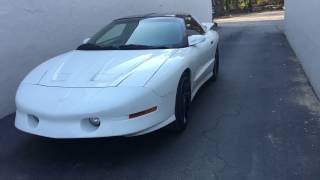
[78, 17, 185, 50]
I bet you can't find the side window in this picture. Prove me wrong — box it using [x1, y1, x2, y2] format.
[96, 24, 126, 44]
[185, 16, 205, 36]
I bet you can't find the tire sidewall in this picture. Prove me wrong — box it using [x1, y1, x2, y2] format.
[212, 47, 220, 81]
[173, 74, 191, 131]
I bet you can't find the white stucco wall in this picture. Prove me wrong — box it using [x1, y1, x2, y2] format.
[0, 0, 212, 118]
[285, 0, 320, 97]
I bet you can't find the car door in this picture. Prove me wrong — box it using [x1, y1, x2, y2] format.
[185, 17, 214, 91]
[193, 18, 217, 79]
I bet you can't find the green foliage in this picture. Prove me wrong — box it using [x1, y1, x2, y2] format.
[213, 0, 284, 15]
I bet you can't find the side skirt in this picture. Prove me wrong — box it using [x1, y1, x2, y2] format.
[191, 72, 213, 101]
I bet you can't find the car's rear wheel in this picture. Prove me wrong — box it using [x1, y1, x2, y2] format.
[211, 47, 220, 81]
[170, 72, 191, 132]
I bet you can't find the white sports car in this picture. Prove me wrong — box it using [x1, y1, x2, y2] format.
[15, 13, 220, 138]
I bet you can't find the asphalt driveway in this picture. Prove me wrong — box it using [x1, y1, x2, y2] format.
[1, 14, 320, 180]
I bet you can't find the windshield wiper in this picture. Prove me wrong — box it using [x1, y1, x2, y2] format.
[119, 44, 170, 50]
[77, 43, 119, 50]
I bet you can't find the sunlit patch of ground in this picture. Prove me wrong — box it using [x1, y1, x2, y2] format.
[216, 10, 284, 23]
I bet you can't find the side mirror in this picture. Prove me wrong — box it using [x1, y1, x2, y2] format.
[212, 22, 218, 29]
[188, 35, 206, 46]
[202, 22, 218, 31]
[82, 38, 90, 44]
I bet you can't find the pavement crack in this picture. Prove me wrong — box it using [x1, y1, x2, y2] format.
[198, 102, 245, 178]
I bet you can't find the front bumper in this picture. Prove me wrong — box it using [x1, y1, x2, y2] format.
[15, 84, 175, 138]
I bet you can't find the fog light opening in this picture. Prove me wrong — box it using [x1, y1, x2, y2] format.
[88, 117, 101, 127]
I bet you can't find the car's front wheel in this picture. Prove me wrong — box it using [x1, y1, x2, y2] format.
[211, 47, 220, 81]
[170, 72, 191, 132]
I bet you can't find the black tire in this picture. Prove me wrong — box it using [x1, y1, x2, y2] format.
[170, 72, 191, 132]
[211, 47, 220, 81]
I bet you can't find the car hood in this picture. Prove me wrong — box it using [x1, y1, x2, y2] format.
[25, 49, 176, 88]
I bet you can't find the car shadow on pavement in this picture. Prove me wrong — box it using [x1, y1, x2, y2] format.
[10, 128, 180, 166]
[0, 76, 223, 179]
